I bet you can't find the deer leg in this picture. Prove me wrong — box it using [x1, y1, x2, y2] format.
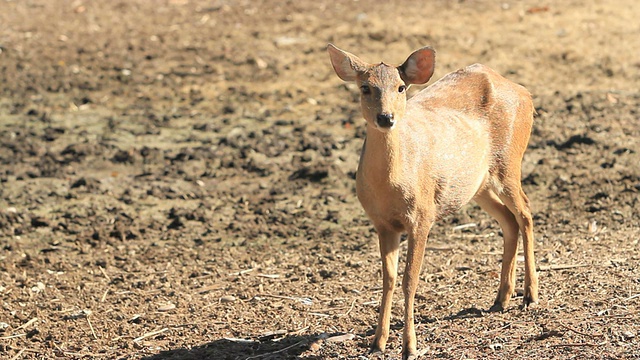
[499, 186, 539, 308]
[517, 188, 538, 307]
[474, 189, 520, 311]
[401, 221, 432, 360]
[371, 228, 401, 353]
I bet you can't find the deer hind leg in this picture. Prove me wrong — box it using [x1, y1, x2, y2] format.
[497, 183, 539, 308]
[474, 188, 520, 311]
[371, 228, 401, 354]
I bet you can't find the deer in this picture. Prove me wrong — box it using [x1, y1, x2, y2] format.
[327, 43, 539, 359]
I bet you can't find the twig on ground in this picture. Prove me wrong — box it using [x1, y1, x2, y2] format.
[338, 299, 357, 318]
[133, 328, 169, 342]
[87, 316, 98, 340]
[0, 333, 26, 340]
[259, 294, 301, 301]
[426, 245, 456, 251]
[259, 329, 288, 339]
[307, 312, 331, 318]
[224, 337, 257, 344]
[287, 326, 309, 336]
[452, 223, 477, 231]
[16, 318, 38, 330]
[9, 348, 25, 360]
[228, 268, 255, 276]
[415, 347, 430, 358]
[62, 352, 109, 357]
[483, 322, 513, 335]
[548, 341, 606, 347]
[558, 322, 604, 338]
[597, 309, 639, 319]
[256, 274, 280, 279]
[101, 288, 109, 302]
[537, 264, 588, 271]
[313, 306, 348, 312]
[258, 294, 313, 305]
[99, 266, 110, 281]
[244, 340, 307, 360]
[325, 333, 355, 343]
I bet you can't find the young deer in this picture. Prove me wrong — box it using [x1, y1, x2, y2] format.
[327, 44, 538, 359]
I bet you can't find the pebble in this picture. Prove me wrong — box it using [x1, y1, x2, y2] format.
[225, 127, 245, 146]
[157, 303, 176, 312]
[308, 340, 322, 352]
[31, 282, 46, 293]
[220, 295, 236, 303]
[253, 57, 268, 69]
[273, 36, 306, 47]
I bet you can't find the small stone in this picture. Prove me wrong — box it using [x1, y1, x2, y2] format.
[157, 303, 176, 312]
[31, 282, 46, 293]
[253, 57, 268, 69]
[220, 295, 236, 303]
[309, 340, 322, 352]
[274, 36, 306, 47]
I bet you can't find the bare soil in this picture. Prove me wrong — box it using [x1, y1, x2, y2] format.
[1, 0, 639, 359]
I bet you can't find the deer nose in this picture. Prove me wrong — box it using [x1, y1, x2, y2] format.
[376, 113, 395, 128]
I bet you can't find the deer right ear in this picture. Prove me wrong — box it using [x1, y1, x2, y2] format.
[327, 44, 366, 82]
[399, 47, 436, 85]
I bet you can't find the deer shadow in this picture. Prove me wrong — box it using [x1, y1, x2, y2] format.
[442, 306, 486, 321]
[140, 332, 358, 360]
[141, 307, 489, 360]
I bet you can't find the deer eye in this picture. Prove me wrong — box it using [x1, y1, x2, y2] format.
[398, 85, 407, 93]
[360, 85, 371, 95]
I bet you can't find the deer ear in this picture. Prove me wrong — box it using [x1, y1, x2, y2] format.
[399, 47, 435, 85]
[327, 44, 367, 82]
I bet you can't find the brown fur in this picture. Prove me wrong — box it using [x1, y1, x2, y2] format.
[328, 44, 539, 359]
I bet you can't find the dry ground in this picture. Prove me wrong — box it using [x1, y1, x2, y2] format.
[1, 0, 639, 359]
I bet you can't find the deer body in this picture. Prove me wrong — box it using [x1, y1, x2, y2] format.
[328, 44, 538, 359]
[358, 64, 530, 227]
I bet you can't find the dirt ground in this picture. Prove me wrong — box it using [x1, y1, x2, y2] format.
[1, 0, 639, 359]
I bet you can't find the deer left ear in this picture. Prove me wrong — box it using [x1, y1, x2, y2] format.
[399, 47, 436, 85]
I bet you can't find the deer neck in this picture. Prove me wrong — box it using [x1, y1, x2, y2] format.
[359, 123, 406, 185]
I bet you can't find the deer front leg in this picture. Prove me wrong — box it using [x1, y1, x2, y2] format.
[371, 228, 401, 353]
[401, 222, 432, 360]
